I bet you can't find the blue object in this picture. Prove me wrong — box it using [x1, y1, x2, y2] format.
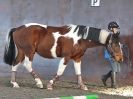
[104, 49, 111, 59]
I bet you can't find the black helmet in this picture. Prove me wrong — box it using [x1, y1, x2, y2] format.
[108, 21, 120, 30]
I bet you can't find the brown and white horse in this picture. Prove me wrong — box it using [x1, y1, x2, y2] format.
[4, 23, 123, 90]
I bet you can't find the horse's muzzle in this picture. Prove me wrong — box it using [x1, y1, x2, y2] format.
[115, 54, 123, 63]
[118, 58, 123, 63]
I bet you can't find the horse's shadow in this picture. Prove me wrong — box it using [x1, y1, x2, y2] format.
[55, 80, 109, 90]
[2, 78, 111, 90]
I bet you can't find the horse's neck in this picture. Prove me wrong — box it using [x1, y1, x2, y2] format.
[83, 27, 110, 45]
[79, 39, 103, 49]
[86, 41, 103, 48]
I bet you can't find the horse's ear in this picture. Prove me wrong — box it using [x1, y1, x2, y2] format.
[113, 32, 120, 38]
[112, 33, 120, 43]
[112, 32, 120, 40]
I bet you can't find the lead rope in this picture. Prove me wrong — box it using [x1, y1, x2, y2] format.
[124, 44, 132, 71]
[122, 44, 132, 79]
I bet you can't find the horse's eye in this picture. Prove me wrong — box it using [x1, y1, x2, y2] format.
[112, 43, 119, 47]
[112, 43, 116, 47]
[115, 44, 119, 47]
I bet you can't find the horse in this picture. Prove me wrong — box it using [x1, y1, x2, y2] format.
[3, 23, 123, 90]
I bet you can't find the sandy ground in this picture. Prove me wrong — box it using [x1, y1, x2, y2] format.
[0, 55, 132, 99]
[0, 74, 132, 99]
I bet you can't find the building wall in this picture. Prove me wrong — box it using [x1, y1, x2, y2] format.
[0, 0, 133, 79]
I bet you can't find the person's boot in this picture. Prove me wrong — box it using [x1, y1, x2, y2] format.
[102, 71, 112, 86]
[111, 72, 117, 88]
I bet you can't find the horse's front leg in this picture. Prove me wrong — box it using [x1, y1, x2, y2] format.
[73, 60, 88, 90]
[23, 56, 43, 88]
[47, 57, 68, 90]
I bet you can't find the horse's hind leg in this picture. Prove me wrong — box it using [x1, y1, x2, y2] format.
[11, 49, 24, 88]
[11, 63, 21, 88]
[73, 59, 88, 90]
[23, 56, 43, 88]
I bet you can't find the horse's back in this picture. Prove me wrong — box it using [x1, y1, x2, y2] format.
[12, 24, 84, 59]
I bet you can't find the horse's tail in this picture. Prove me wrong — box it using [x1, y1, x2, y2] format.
[3, 28, 17, 65]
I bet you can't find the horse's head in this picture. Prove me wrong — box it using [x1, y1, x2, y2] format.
[106, 21, 123, 62]
[107, 34, 123, 62]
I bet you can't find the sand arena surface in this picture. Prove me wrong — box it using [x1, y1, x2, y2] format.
[91, 86, 133, 97]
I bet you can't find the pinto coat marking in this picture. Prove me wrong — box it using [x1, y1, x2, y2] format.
[3, 23, 123, 90]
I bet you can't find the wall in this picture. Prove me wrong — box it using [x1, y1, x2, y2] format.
[0, 0, 133, 80]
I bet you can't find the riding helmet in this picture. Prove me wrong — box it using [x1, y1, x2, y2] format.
[108, 21, 120, 30]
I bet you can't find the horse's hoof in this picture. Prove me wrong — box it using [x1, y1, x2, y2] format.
[47, 87, 53, 90]
[10, 81, 20, 88]
[35, 78, 43, 88]
[36, 83, 43, 89]
[80, 84, 88, 90]
[47, 83, 53, 90]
